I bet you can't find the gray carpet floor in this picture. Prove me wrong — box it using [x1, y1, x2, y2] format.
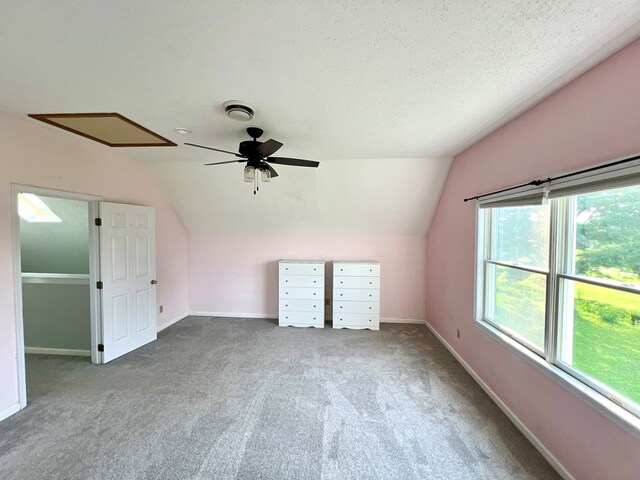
[0, 317, 560, 480]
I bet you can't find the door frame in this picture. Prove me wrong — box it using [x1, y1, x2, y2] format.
[11, 184, 103, 409]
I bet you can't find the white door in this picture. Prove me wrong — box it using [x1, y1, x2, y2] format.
[99, 202, 157, 362]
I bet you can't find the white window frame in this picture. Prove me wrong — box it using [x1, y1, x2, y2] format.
[474, 165, 640, 438]
[479, 207, 549, 357]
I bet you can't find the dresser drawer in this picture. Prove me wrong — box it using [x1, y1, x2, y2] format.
[333, 301, 379, 314]
[333, 276, 379, 289]
[279, 262, 323, 276]
[334, 288, 379, 301]
[279, 275, 323, 288]
[334, 263, 380, 277]
[279, 311, 324, 327]
[333, 313, 379, 327]
[279, 299, 324, 312]
[279, 287, 323, 300]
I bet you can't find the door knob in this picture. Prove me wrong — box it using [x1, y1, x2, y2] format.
[150, 279, 158, 285]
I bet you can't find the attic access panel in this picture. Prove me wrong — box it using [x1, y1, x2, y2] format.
[28, 112, 176, 147]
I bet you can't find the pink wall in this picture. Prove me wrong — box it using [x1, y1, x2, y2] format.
[426, 39, 640, 479]
[189, 233, 426, 320]
[0, 114, 189, 415]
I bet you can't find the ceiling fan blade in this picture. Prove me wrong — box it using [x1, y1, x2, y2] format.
[257, 161, 279, 178]
[266, 157, 320, 168]
[254, 139, 283, 158]
[184, 142, 243, 157]
[204, 159, 248, 166]
[265, 163, 279, 178]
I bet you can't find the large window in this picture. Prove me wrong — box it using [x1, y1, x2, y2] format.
[483, 205, 550, 352]
[477, 176, 640, 422]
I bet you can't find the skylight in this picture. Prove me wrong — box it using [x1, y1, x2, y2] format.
[18, 193, 62, 223]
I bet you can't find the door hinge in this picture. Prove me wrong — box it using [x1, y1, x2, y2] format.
[95, 217, 102, 226]
[98, 344, 104, 352]
[96, 281, 103, 289]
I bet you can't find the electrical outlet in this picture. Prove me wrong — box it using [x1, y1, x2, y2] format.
[456, 329, 460, 339]
[159, 305, 164, 313]
[325, 298, 330, 306]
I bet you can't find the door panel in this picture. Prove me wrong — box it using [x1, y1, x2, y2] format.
[100, 202, 156, 362]
[135, 236, 150, 276]
[111, 236, 128, 281]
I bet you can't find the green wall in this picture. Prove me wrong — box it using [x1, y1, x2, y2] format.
[20, 196, 89, 274]
[20, 194, 91, 351]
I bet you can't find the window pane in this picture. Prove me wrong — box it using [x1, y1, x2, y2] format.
[574, 184, 640, 286]
[492, 205, 550, 269]
[558, 279, 640, 405]
[486, 264, 546, 350]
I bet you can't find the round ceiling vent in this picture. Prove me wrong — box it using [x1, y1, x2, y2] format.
[222, 100, 254, 121]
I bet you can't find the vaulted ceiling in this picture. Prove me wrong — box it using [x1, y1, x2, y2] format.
[1, 1, 640, 234]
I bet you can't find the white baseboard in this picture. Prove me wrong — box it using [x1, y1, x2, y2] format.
[25, 347, 91, 357]
[423, 321, 575, 480]
[190, 312, 423, 324]
[190, 311, 277, 319]
[0, 403, 21, 422]
[381, 317, 425, 324]
[157, 312, 189, 332]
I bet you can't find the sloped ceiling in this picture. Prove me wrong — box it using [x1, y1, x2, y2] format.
[1, 1, 640, 235]
[150, 157, 451, 235]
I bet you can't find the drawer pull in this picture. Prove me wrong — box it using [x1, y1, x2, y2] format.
[313, 293, 316, 295]
[285, 292, 289, 295]
[313, 280, 316, 283]
[286, 268, 288, 270]
[285, 280, 288, 282]
[369, 319, 372, 322]
[285, 304, 288, 307]
[340, 306, 343, 309]
[340, 281, 343, 284]
[313, 317, 316, 320]
[313, 305, 316, 308]
[369, 282, 372, 284]
[369, 294, 372, 297]
[369, 307, 372, 309]
[340, 268, 343, 271]
[313, 268, 316, 271]
[340, 293, 343, 296]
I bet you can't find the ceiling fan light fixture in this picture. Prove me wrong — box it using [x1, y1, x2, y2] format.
[260, 169, 271, 183]
[222, 100, 254, 121]
[243, 165, 255, 182]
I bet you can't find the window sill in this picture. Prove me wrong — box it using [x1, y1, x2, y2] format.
[475, 319, 640, 439]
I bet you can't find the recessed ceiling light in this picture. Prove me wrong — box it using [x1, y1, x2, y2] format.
[175, 127, 191, 135]
[222, 100, 254, 121]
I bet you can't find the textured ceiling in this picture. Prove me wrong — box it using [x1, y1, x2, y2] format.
[1, 1, 640, 234]
[1, 1, 639, 160]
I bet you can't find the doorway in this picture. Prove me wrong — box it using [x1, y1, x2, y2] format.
[12, 185, 159, 410]
[11, 185, 102, 409]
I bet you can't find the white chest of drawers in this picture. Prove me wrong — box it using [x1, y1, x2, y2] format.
[332, 261, 380, 330]
[279, 260, 325, 328]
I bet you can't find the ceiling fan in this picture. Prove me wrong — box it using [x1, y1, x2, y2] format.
[185, 127, 319, 194]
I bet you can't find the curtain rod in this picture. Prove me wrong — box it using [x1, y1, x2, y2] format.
[463, 153, 640, 203]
